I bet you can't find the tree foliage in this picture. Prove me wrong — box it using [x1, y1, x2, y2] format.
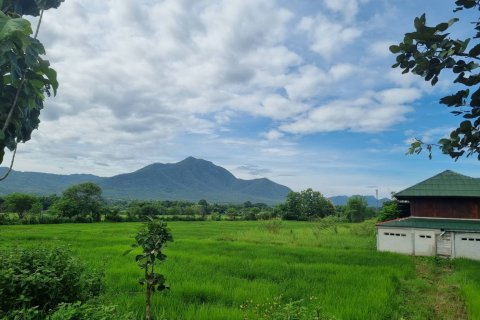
[391, 0, 480, 159]
[0, 0, 62, 167]
[54, 182, 104, 220]
[345, 196, 368, 222]
[280, 189, 335, 220]
[3, 192, 40, 218]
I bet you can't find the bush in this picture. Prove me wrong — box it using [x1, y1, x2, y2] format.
[70, 215, 93, 223]
[256, 210, 273, 220]
[377, 200, 401, 222]
[0, 212, 20, 225]
[312, 215, 342, 238]
[350, 220, 376, 237]
[48, 302, 135, 320]
[262, 219, 283, 234]
[210, 212, 222, 221]
[38, 214, 62, 224]
[0, 246, 104, 318]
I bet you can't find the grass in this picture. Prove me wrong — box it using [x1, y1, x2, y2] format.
[0, 220, 479, 319]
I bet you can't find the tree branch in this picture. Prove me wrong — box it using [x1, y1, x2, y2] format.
[0, 142, 17, 181]
[0, 8, 44, 177]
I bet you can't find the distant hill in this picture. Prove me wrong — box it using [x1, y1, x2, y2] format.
[0, 157, 292, 204]
[328, 195, 390, 207]
[0, 167, 101, 195]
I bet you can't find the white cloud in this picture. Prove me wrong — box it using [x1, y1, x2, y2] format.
[279, 89, 417, 134]
[297, 14, 362, 59]
[8, 0, 453, 200]
[377, 88, 422, 105]
[263, 129, 284, 140]
[323, 0, 360, 21]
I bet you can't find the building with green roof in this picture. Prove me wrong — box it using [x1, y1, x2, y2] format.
[376, 170, 480, 260]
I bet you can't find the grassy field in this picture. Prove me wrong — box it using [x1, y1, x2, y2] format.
[0, 221, 479, 319]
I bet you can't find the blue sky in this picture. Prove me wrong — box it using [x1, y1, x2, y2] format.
[8, 0, 480, 198]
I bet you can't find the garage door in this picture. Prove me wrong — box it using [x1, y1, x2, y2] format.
[454, 233, 480, 260]
[377, 228, 413, 254]
[414, 230, 436, 256]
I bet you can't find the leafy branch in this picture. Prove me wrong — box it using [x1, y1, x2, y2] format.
[391, 0, 480, 160]
[0, 0, 63, 179]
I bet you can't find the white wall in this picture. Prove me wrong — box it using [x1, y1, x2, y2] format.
[378, 227, 480, 260]
[377, 228, 413, 254]
[454, 233, 480, 260]
[413, 230, 437, 256]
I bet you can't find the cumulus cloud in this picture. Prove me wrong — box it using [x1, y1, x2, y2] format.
[279, 88, 419, 134]
[297, 14, 362, 59]
[323, 0, 360, 21]
[11, 0, 428, 185]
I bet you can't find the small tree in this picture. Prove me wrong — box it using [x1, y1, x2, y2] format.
[345, 196, 368, 222]
[3, 192, 40, 219]
[125, 218, 173, 320]
[54, 182, 104, 221]
[281, 189, 335, 220]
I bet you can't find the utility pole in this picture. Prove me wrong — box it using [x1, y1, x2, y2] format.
[367, 186, 379, 210]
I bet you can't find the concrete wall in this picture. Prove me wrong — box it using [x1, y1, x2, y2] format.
[454, 233, 480, 260]
[377, 228, 480, 261]
[413, 229, 437, 256]
[377, 228, 413, 254]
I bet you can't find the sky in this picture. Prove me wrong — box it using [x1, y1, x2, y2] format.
[7, 0, 480, 198]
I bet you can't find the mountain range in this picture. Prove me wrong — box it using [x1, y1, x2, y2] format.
[0, 157, 291, 204]
[0, 157, 389, 205]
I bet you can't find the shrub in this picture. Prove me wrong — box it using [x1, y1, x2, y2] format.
[256, 210, 273, 220]
[312, 215, 342, 239]
[210, 212, 222, 221]
[48, 302, 135, 320]
[377, 200, 401, 222]
[0, 212, 20, 225]
[262, 219, 283, 234]
[38, 214, 62, 224]
[0, 246, 104, 318]
[350, 220, 376, 237]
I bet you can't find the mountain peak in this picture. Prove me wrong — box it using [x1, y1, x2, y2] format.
[0, 158, 292, 204]
[99, 158, 291, 204]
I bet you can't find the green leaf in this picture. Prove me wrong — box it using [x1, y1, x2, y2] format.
[447, 17, 459, 26]
[389, 45, 401, 53]
[436, 22, 449, 32]
[35, 0, 65, 11]
[468, 43, 480, 57]
[459, 120, 472, 132]
[0, 14, 32, 45]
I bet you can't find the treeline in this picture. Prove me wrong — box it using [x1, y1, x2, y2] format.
[0, 183, 400, 225]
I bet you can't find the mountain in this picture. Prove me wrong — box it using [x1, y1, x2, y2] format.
[328, 195, 390, 207]
[0, 167, 101, 195]
[0, 157, 292, 204]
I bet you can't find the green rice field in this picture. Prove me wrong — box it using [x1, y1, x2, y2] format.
[1, 221, 479, 319]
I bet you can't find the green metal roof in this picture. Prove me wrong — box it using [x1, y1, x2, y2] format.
[377, 217, 480, 232]
[395, 170, 480, 198]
